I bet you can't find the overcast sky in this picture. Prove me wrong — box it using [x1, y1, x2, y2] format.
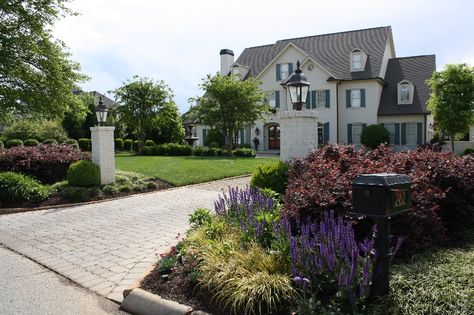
[53, 0, 474, 113]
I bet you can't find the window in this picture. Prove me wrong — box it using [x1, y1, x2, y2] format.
[351, 89, 361, 107]
[317, 122, 330, 145]
[232, 68, 240, 76]
[276, 63, 293, 81]
[398, 80, 414, 104]
[406, 123, 417, 145]
[400, 84, 410, 101]
[348, 123, 366, 145]
[350, 49, 366, 72]
[383, 123, 396, 144]
[268, 91, 280, 108]
[316, 90, 326, 108]
[346, 89, 366, 108]
[307, 90, 330, 109]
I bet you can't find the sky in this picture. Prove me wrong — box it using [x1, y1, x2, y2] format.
[53, 0, 474, 114]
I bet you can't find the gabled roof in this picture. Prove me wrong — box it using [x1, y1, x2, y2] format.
[378, 55, 436, 115]
[235, 26, 392, 80]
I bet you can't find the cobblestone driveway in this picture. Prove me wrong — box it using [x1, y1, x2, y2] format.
[0, 176, 249, 302]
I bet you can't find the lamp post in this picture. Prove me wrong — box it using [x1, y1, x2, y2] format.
[285, 60, 310, 110]
[95, 96, 108, 126]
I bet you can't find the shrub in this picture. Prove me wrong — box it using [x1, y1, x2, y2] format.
[189, 208, 213, 230]
[123, 139, 134, 151]
[23, 139, 39, 147]
[360, 124, 390, 149]
[59, 185, 102, 202]
[251, 161, 289, 194]
[233, 148, 256, 157]
[283, 145, 474, 255]
[0, 141, 3, 149]
[0, 145, 88, 183]
[102, 171, 157, 195]
[193, 146, 204, 156]
[463, 147, 474, 156]
[63, 139, 79, 149]
[78, 138, 91, 151]
[153, 143, 193, 156]
[67, 160, 100, 187]
[115, 138, 124, 151]
[3, 119, 67, 142]
[0, 172, 52, 203]
[141, 146, 154, 155]
[5, 139, 23, 148]
[209, 141, 220, 148]
[132, 140, 140, 152]
[203, 129, 225, 147]
[42, 138, 58, 145]
[238, 143, 252, 149]
[144, 139, 156, 147]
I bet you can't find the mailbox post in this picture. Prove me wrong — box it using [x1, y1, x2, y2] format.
[351, 173, 411, 298]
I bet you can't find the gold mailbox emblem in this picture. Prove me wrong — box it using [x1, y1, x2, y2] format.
[391, 189, 408, 208]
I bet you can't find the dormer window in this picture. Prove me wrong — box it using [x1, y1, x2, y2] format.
[350, 49, 367, 72]
[398, 80, 414, 104]
[232, 64, 240, 77]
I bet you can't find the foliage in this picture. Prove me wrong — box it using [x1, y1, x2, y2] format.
[147, 101, 185, 145]
[62, 92, 97, 139]
[133, 140, 140, 152]
[0, 172, 52, 203]
[102, 170, 157, 195]
[42, 138, 58, 145]
[141, 143, 193, 156]
[251, 161, 289, 194]
[63, 139, 79, 149]
[233, 148, 256, 158]
[67, 160, 100, 187]
[0, 144, 87, 183]
[203, 129, 225, 147]
[284, 145, 474, 255]
[24, 139, 39, 147]
[192, 74, 271, 153]
[0, 0, 87, 118]
[192, 146, 225, 157]
[0, 141, 3, 149]
[144, 139, 155, 147]
[463, 147, 474, 156]
[59, 185, 102, 203]
[112, 76, 173, 151]
[360, 124, 390, 149]
[370, 234, 474, 315]
[428, 64, 474, 151]
[123, 139, 133, 151]
[3, 119, 68, 142]
[189, 208, 213, 230]
[78, 138, 91, 151]
[5, 139, 23, 148]
[115, 138, 124, 151]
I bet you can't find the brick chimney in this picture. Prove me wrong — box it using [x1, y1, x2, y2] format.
[220, 49, 234, 75]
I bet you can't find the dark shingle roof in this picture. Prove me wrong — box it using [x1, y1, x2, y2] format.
[378, 55, 436, 115]
[235, 26, 392, 80]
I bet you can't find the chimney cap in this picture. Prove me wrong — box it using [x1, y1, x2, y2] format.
[220, 49, 234, 56]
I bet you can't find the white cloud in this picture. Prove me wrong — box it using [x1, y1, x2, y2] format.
[53, 0, 474, 113]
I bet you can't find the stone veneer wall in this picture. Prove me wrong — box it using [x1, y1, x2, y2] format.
[90, 126, 115, 184]
[277, 111, 318, 161]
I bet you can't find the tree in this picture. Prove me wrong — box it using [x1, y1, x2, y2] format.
[0, 0, 88, 118]
[62, 93, 96, 139]
[427, 64, 474, 151]
[112, 76, 173, 150]
[148, 101, 185, 144]
[192, 74, 270, 153]
[360, 124, 390, 149]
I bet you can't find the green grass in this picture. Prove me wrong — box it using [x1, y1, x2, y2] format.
[115, 154, 277, 186]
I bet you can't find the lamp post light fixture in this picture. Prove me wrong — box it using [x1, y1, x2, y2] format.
[95, 96, 108, 126]
[255, 127, 260, 136]
[285, 60, 310, 110]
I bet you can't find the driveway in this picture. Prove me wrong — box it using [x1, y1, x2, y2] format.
[0, 176, 249, 302]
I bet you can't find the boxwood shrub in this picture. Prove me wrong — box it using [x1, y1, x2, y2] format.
[283, 145, 474, 256]
[150, 143, 193, 156]
[78, 138, 91, 151]
[0, 172, 52, 203]
[233, 148, 256, 157]
[123, 139, 133, 151]
[24, 139, 39, 147]
[360, 124, 390, 149]
[145, 139, 156, 147]
[67, 160, 100, 187]
[42, 138, 58, 145]
[463, 147, 474, 156]
[63, 139, 79, 149]
[115, 138, 124, 151]
[5, 139, 23, 148]
[250, 161, 289, 194]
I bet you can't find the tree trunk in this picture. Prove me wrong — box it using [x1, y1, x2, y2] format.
[450, 131, 455, 153]
[225, 130, 234, 156]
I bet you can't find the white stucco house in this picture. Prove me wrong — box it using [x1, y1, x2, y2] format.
[191, 26, 444, 153]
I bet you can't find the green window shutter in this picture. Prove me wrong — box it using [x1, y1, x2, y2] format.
[311, 90, 316, 108]
[323, 122, 330, 144]
[394, 123, 400, 145]
[202, 129, 207, 144]
[276, 64, 281, 81]
[346, 90, 351, 108]
[288, 63, 293, 76]
[347, 124, 353, 144]
[401, 123, 407, 145]
[417, 122, 423, 145]
[361, 89, 366, 108]
[275, 91, 280, 108]
[306, 90, 311, 109]
[240, 129, 244, 145]
[325, 89, 330, 108]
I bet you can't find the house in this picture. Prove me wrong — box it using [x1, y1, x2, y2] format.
[194, 26, 437, 152]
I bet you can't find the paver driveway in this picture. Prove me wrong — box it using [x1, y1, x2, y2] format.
[0, 176, 250, 302]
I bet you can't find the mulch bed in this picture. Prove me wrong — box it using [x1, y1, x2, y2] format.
[0, 179, 172, 210]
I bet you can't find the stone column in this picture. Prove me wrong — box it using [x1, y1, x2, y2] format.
[277, 111, 318, 161]
[90, 126, 115, 184]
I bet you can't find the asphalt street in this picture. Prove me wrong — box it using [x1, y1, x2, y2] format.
[0, 245, 127, 315]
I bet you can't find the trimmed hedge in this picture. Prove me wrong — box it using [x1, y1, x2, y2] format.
[142, 143, 193, 156]
[233, 148, 256, 157]
[0, 145, 89, 183]
[284, 145, 474, 255]
[463, 147, 474, 156]
[63, 139, 79, 149]
[123, 139, 133, 151]
[42, 138, 58, 145]
[67, 160, 100, 187]
[360, 124, 390, 149]
[0, 172, 52, 203]
[24, 139, 40, 147]
[145, 139, 156, 147]
[5, 139, 23, 148]
[78, 138, 91, 151]
[250, 161, 289, 194]
[115, 138, 124, 151]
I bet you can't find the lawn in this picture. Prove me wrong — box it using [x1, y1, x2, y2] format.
[115, 154, 277, 186]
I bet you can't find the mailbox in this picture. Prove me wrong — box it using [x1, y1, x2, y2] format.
[351, 173, 411, 217]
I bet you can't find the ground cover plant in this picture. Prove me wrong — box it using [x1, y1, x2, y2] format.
[115, 154, 276, 186]
[0, 172, 53, 205]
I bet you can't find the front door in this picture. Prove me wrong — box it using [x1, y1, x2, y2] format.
[268, 125, 280, 150]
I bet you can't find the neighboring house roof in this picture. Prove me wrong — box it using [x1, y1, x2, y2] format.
[235, 26, 392, 80]
[378, 55, 436, 115]
[90, 91, 117, 109]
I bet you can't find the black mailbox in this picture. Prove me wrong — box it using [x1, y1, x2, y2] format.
[351, 173, 411, 217]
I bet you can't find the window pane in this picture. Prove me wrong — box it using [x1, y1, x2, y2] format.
[352, 123, 363, 145]
[351, 90, 361, 107]
[268, 92, 276, 107]
[400, 85, 410, 101]
[406, 123, 417, 144]
[316, 90, 326, 108]
[317, 122, 323, 145]
[280, 63, 289, 80]
[384, 123, 396, 144]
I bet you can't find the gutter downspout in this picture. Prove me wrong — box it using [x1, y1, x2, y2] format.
[423, 114, 427, 144]
[336, 80, 341, 143]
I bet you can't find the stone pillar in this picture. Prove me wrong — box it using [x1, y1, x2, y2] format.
[277, 111, 318, 161]
[90, 126, 115, 184]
